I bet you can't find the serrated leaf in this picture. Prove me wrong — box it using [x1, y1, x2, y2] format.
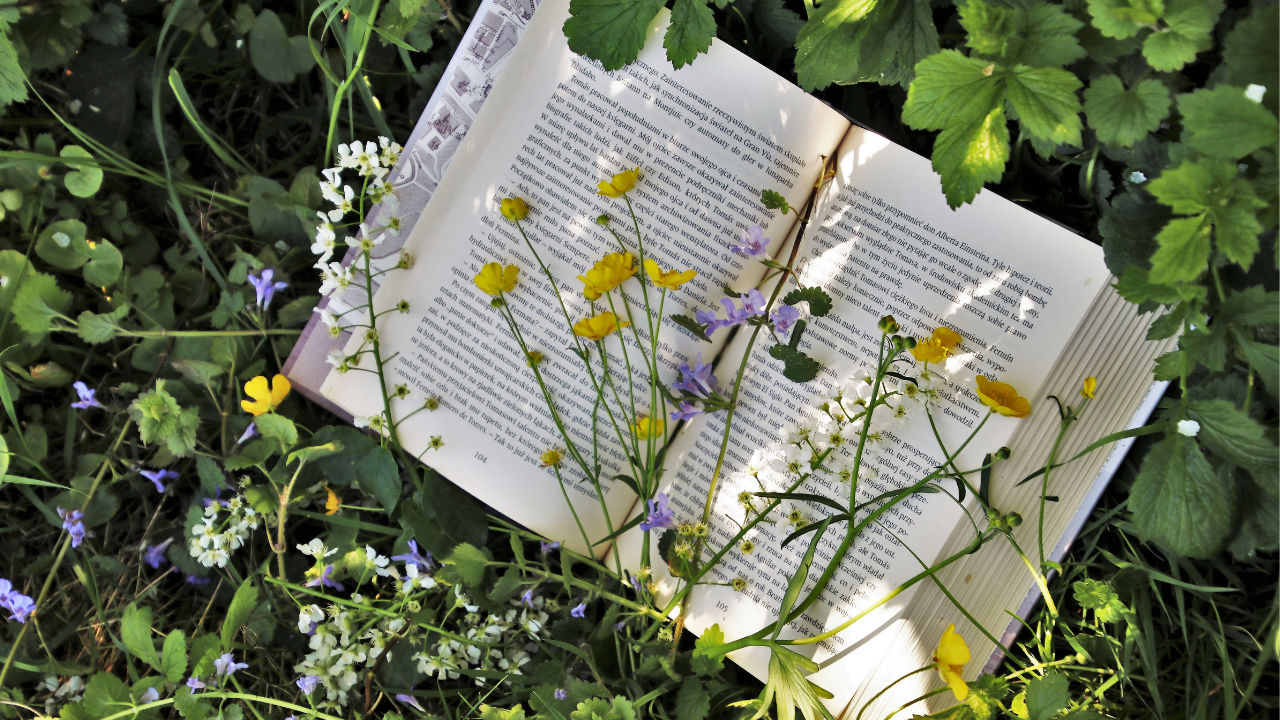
[1219, 286, 1279, 326]
[1151, 349, 1186, 380]
[1100, 190, 1170, 276]
[1149, 158, 1266, 272]
[60, 146, 103, 198]
[255, 413, 298, 452]
[77, 238, 123, 287]
[1087, 0, 1163, 40]
[664, 0, 714, 69]
[1142, 0, 1222, 72]
[13, 273, 73, 338]
[1084, 75, 1171, 147]
[1131, 433, 1235, 558]
[445, 542, 490, 587]
[0, 19, 28, 108]
[82, 672, 131, 718]
[1003, 65, 1083, 146]
[221, 577, 259, 650]
[1178, 86, 1279, 161]
[122, 603, 163, 672]
[189, 632, 221, 677]
[1024, 672, 1069, 720]
[76, 304, 129, 344]
[669, 313, 712, 341]
[162, 629, 188, 683]
[174, 686, 210, 720]
[768, 344, 822, 382]
[1222, 3, 1278, 112]
[357, 445, 402, 511]
[563, 0, 665, 71]
[934, 103, 1010, 208]
[676, 678, 710, 720]
[903, 50, 1000, 131]
[754, 0, 805, 47]
[795, 0, 939, 90]
[1149, 215, 1211, 284]
[1187, 399, 1279, 476]
[783, 286, 833, 316]
[37, 219, 89, 270]
[962, 0, 1085, 68]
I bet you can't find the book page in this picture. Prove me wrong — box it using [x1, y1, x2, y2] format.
[638, 128, 1110, 699]
[318, 0, 849, 556]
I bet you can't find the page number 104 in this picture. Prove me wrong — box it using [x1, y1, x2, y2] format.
[475, 452, 488, 464]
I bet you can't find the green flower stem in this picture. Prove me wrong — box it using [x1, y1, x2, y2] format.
[553, 465, 594, 553]
[879, 687, 950, 720]
[854, 665, 935, 720]
[323, 0, 382, 164]
[0, 420, 133, 690]
[362, 250, 420, 488]
[1006, 531, 1059, 618]
[93, 693, 347, 720]
[1039, 398, 1088, 566]
[489, 561, 665, 621]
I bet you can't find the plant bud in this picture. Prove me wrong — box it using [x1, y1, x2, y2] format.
[995, 446, 1012, 460]
[878, 315, 899, 334]
[1005, 512, 1023, 527]
[903, 336, 917, 349]
[596, 214, 610, 225]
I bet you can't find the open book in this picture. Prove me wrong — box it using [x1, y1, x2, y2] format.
[305, 0, 1176, 714]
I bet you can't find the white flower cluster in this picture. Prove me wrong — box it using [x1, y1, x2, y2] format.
[189, 495, 260, 567]
[293, 602, 406, 710]
[42, 675, 85, 715]
[412, 589, 543, 686]
[735, 363, 948, 531]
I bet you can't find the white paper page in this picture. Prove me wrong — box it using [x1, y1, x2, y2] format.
[634, 128, 1109, 697]
[318, 0, 850, 556]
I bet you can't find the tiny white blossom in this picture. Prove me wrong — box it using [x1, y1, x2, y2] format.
[1245, 84, 1266, 103]
[1176, 419, 1200, 437]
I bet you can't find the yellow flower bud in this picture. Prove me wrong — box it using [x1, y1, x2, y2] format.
[500, 197, 529, 221]
[1081, 376, 1097, 399]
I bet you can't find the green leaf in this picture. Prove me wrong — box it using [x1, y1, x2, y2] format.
[37, 219, 89, 270]
[171, 359, 225, 385]
[1087, 0, 1163, 40]
[1024, 672, 1069, 720]
[1142, 0, 1223, 72]
[1003, 65, 1083, 146]
[121, 603, 163, 672]
[691, 623, 725, 675]
[753, 0, 805, 47]
[675, 678, 710, 720]
[1149, 158, 1266, 272]
[174, 686, 211, 720]
[445, 542, 490, 587]
[77, 237, 123, 286]
[962, 0, 1085, 68]
[249, 10, 296, 83]
[1072, 579, 1124, 622]
[1131, 434, 1235, 558]
[664, 0, 714, 69]
[221, 577, 260, 650]
[357, 445, 402, 511]
[768, 344, 822, 382]
[162, 629, 188, 683]
[1083, 75, 1171, 147]
[966, 675, 1011, 720]
[1148, 215, 1211, 284]
[761, 189, 791, 213]
[934, 103, 1010, 209]
[904, 50, 1001, 132]
[783, 286, 833, 316]
[1178, 86, 1279, 161]
[563, 0, 665, 71]
[401, 473, 489, 557]
[287, 441, 343, 466]
[1186, 399, 1279, 476]
[82, 672, 130, 719]
[128, 380, 200, 457]
[795, 0, 939, 90]
[13, 272, 73, 338]
[189, 632, 222, 677]
[1222, 3, 1278, 112]
[255, 413, 298, 452]
[76, 305, 129, 345]
[0, 17, 28, 108]
[1100, 189, 1170, 276]
[60, 145, 103, 198]
[1219, 286, 1279, 326]
[1151, 349, 1186, 380]
[669, 313, 712, 341]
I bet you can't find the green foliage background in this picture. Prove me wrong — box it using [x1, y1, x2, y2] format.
[0, 0, 1273, 718]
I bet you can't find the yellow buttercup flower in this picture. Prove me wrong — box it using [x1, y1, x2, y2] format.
[1081, 376, 1097, 399]
[597, 167, 639, 197]
[643, 259, 697, 290]
[577, 252, 636, 300]
[910, 327, 964, 364]
[975, 375, 1032, 418]
[572, 312, 630, 340]
[474, 262, 519, 296]
[500, 197, 529, 221]
[539, 448, 564, 468]
[241, 374, 291, 416]
[633, 416, 664, 440]
[324, 486, 341, 515]
[933, 624, 970, 701]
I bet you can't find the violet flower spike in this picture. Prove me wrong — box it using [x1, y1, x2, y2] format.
[139, 468, 178, 493]
[673, 354, 718, 398]
[185, 677, 205, 691]
[247, 268, 289, 310]
[670, 401, 702, 422]
[742, 288, 767, 316]
[0, 578, 35, 623]
[390, 539, 433, 571]
[238, 422, 258, 444]
[571, 602, 587, 618]
[539, 540, 560, 554]
[143, 538, 174, 569]
[185, 575, 211, 586]
[638, 492, 677, 532]
[71, 381, 104, 410]
[554, 689, 569, 701]
[732, 225, 769, 257]
[771, 304, 801, 334]
[395, 693, 425, 712]
[304, 564, 345, 592]
[296, 675, 321, 694]
[139, 687, 160, 704]
[57, 508, 86, 548]
[520, 588, 535, 608]
[213, 653, 248, 679]
[694, 308, 722, 336]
